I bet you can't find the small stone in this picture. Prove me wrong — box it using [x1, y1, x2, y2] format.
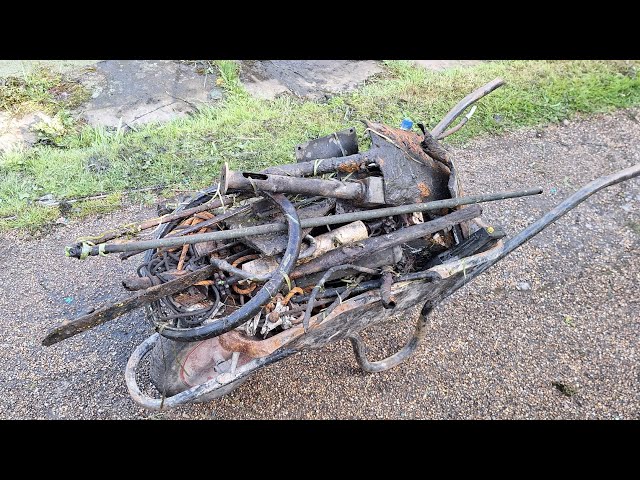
[55, 217, 68, 225]
[209, 88, 223, 101]
[516, 282, 531, 291]
[562, 119, 570, 126]
[621, 204, 633, 213]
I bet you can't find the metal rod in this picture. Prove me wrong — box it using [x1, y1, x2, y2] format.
[66, 187, 543, 258]
[347, 301, 435, 373]
[499, 164, 640, 264]
[75, 190, 237, 245]
[431, 78, 505, 139]
[428, 163, 640, 308]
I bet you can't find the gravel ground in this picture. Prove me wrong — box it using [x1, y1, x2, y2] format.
[1, 109, 638, 419]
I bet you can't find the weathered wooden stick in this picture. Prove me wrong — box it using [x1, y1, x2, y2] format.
[42, 265, 217, 346]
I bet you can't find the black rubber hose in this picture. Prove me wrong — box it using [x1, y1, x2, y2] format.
[156, 192, 302, 342]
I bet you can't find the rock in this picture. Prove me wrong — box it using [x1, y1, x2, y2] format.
[562, 119, 570, 126]
[516, 282, 531, 291]
[78, 60, 216, 128]
[0, 111, 52, 153]
[209, 88, 223, 101]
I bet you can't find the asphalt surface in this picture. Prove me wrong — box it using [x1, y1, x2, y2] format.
[0, 109, 638, 419]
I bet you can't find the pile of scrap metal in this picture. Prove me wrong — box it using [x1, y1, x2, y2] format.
[41, 77, 546, 408]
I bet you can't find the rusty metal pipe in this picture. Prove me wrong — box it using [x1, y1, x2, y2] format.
[221, 164, 366, 200]
[380, 271, 396, 309]
[262, 152, 372, 177]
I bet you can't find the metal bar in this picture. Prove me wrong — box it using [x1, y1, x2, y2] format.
[221, 164, 365, 200]
[66, 187, 542, 258]
[499, 163, 640, 262]
[75, 190, 237, 245]
[431, 163, 640, 303]
[347, 301, 435, 373]
[431, 78, 505, 138]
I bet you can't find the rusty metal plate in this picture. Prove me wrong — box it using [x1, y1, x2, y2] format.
[365, 121, 451, 206]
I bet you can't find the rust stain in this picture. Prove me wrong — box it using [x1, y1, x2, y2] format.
[218, 329, 289, 358]
[337, 160, 361, 173]
[417, 182, 431, 198]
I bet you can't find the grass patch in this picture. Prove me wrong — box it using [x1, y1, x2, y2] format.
[0, 65, 91, 149]
[1, 60, 639, 232]
[0, 65, 90, 115]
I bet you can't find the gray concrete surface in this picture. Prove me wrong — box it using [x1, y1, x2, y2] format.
[239, 60, 384, 100]
[0, 110, 638, 420]
[77, 60, 223, 128]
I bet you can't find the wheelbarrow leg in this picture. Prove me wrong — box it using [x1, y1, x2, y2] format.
[347, 301, 436, 373]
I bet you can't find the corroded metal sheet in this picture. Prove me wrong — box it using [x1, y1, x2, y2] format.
[365, 121, 451, 206]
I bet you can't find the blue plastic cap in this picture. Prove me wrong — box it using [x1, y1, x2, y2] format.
[400, 118, 413, 130]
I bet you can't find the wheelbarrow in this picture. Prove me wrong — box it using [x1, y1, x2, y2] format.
[42, 78, 639, 411]
[124, 160, 640, 411]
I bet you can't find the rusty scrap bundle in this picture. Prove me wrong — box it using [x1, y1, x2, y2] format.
[133, 130, 473, 338]
[43, 77, 541, 349]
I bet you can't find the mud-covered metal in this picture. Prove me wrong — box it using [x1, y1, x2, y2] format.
[295, 127, 359, 162]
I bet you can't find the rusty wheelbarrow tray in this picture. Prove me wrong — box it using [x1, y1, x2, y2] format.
[124, 159, 640, 410]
